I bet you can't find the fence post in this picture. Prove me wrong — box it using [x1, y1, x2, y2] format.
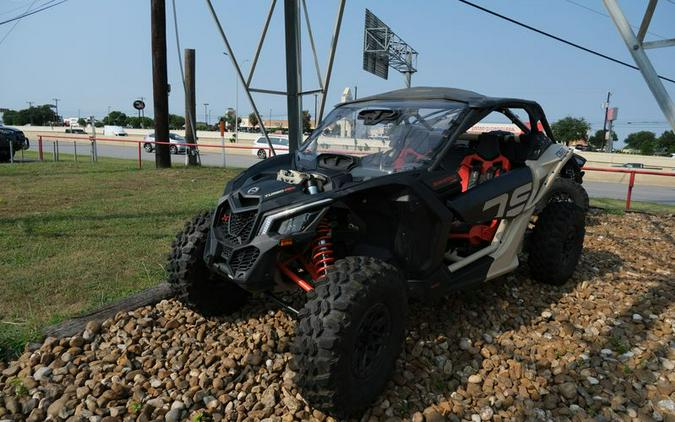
[38, 136, 44, 161]
[74, 141, 78, 163]
[55, 140, 60, 161]
[9, 137, 14, 164]
[625, 171, 636, 211]
[138, 142, 142, 169]
[52, 141, 57, 161]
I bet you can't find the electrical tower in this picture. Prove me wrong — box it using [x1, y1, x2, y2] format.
[603, 0, 675, 131]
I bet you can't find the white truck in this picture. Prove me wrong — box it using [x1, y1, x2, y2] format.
[103, 125, 128, 136]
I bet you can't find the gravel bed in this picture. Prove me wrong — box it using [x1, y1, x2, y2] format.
[1, 211, 673, 422]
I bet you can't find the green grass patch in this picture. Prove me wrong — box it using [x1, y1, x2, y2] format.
[590, 197, 675, 215]
[0, 154, 240, 359]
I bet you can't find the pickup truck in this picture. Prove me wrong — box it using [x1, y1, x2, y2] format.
[0, 126, 29, 162]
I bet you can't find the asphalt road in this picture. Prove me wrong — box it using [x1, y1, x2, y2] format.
[14, 141, 675, 204]
[583, 181, 674, 205]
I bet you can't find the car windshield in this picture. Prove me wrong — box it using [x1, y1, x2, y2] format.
[298, 100, 466, 174]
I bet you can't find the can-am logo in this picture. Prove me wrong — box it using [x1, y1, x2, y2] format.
[247, 186, 260, 194]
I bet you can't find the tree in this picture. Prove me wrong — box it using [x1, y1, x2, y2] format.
[2, 105, 58, 126]
[303, 110, 312, 133]
[248, 112, 259, 130]
[624, 131, 656, 155]
[102, 111, 128, 126]
[168, 114, 185, 130]
[656, 130, 675, 154]
[588, 129, 617, 150]
[223, 109, 236, 131]
[128, 116, 154, 129]
[550, 117, 591, 146]
[77, 118, 87, 127]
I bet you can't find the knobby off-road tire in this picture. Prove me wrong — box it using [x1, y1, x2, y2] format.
[167, 210, 248, 316]
[292, 256, 408, 418]
[536, 177, 589, 213]
[529, 202, 586, 285]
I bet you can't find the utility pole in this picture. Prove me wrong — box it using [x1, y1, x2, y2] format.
[284, 0, 302, 154]
[203, 103, 209, 125]
[52, 98, 60, 121]
[151, 0, 171, 168]
[185, 49, 198, 166]
[601, 91, 611, 152]
[27, 102, 33, 125]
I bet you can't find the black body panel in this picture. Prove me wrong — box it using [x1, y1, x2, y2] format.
[447, 167, 533, 223]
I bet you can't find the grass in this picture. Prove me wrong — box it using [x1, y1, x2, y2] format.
[0, 152, 239, 359]
[590, 197, 675, 215]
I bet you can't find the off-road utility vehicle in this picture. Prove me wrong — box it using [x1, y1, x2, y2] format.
[168, 87, 588, 417]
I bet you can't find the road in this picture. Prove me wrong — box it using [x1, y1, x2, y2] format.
[15, 141, 675, 204]
[584, 181, 674, 205]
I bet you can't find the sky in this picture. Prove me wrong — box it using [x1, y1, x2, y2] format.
[1, 0, 674, 144]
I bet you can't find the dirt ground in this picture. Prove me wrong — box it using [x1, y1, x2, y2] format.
[0, 210, 673, 421]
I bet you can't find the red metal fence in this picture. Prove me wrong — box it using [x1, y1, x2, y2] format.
[31, 135, 675, 211]
[582, 166, 675, 210]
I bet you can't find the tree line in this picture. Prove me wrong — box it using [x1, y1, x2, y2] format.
[550, 116, 674, 155]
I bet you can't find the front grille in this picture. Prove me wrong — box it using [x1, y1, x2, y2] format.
[230, 246, 260, 273]
[218, 203, 258, 246]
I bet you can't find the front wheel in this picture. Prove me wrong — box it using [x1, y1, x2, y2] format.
[292, 256, 407, 418]
[256, 149, 267, 159]
[167, 211, 249, 316]
[169, 145, 178, 154]
[528, 202, 585, 285]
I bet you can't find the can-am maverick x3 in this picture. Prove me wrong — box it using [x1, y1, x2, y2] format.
[167, 87, 588, 417]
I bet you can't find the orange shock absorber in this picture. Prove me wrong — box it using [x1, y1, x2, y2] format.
[311, 219, 335, 279]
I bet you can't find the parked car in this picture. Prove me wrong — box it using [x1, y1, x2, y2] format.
[252, 135, 289, 159]
[0, 126, 29, 162]
[65, 128, 87, 134]
[621, 163, 644, 169]
[143, 132, 190, 154]
[103, 125, 128, 137]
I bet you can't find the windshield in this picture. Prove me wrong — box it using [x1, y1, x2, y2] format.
[298, 100, 466, 175]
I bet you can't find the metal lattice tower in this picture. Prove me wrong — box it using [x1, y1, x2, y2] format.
[603, 0, 675, 131]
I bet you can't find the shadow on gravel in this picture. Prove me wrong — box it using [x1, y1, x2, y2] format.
[505, 273, 674, 420]
[356, 246, 625, 420]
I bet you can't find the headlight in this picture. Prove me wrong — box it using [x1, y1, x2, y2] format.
[258, 200, 332, 235]
[277, 210, 322, 235]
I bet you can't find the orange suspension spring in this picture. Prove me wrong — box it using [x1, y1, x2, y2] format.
[311, 219, 335, 279]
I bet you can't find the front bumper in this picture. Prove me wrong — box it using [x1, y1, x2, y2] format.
[204, 225, 280, 292]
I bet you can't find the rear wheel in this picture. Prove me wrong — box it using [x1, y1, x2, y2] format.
[144, 143, 153, 153]
[292, 256, 407, 418]
[170, 145, 178, 154]
[529, 202, 585, 285]
[257, 149, 267, 159]
[167, 211, 249, 316]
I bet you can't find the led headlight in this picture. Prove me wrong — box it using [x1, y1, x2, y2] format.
[258, 199, 333, 235]
[277, 210, 322, 235]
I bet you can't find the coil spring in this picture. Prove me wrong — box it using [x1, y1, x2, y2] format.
[311, 220, 335, 279]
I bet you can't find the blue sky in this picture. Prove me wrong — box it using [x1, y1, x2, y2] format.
[1, 0, 674, 142]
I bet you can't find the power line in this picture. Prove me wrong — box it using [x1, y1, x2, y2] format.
[457, 0, 675, 85]
[0, 0, 39, 47]
[0, 0, 67, 26]
[562, 0, 667, 40]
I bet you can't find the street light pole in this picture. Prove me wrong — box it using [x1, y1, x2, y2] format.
[203, 103, 209, 125]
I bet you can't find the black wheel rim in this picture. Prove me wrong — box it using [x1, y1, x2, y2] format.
[144, 144, 152, 152]
[352, 302, 391, 379]
[257, 150, 266, 159]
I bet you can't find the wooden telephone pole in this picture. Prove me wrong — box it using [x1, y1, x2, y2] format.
[184, 49, 198, 166]
[151, 0, 171, 168]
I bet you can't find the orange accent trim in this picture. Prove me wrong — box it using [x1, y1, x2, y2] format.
[457, 153, 511, 192]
